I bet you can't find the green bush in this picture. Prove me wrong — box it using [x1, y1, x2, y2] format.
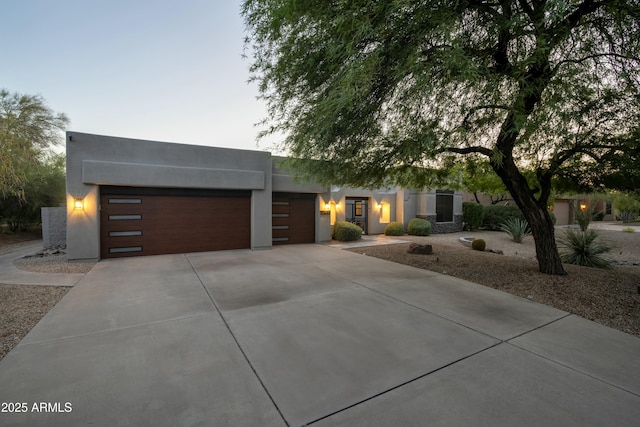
[384, 222, 404, 236]
[332, 221, 363, 241]
[618, 211, 638, 223]
[462, 202, 484, 231]
[558, 229, 611, 268]
[407, 218, 431, 236]
[471, 238, 486, 251]
[499, 217, 531, 243]
[482, 205, 523, 230]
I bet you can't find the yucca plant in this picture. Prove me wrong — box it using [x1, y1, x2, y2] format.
[558, 229, 612, 268]
[499, 217, 531, 243]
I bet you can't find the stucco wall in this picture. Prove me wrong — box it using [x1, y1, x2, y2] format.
[66, 132, 273, 260]
[41, 207, 67, 248]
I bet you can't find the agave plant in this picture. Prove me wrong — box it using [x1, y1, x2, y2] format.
[499, 217, 531, 243]
[558, 229, 612, 268]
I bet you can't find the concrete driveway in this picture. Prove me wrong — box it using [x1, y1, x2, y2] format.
[1, 244, 639, 426]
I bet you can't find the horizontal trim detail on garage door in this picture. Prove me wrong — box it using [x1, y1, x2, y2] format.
[109, 231, 143, 237]
[108, 214, 142, 220]
[84, 161, 265, 190]
[109, 246, 143, 254]
[108, 198, 142, 204]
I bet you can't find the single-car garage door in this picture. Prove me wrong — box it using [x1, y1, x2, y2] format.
[100, 186, 251, 258]
[272, 192, 316, 245]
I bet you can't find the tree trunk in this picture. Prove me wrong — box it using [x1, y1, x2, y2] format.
[493, 160, 567, 275]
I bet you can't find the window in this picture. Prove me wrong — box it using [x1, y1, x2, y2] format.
[436, 190, 454, 222]
[355, 200, 363, 216]
[379, 202, 390, 223]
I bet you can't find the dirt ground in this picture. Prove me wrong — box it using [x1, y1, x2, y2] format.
[348, 229, 640, 338]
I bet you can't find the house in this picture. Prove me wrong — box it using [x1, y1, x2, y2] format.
[462, 192, 615, 226]
[66, 132, 463, 261]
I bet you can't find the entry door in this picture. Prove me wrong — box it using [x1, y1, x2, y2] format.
[345, 197, 368, 234]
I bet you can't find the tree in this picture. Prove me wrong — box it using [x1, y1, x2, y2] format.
[243, 0, 640, 275]
[0, 153, 66, 232]
[0, 89, 69, 198]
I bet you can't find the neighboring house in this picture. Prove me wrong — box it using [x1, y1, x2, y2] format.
[66, 132, 462, 261]
[462, 192, 615, 226]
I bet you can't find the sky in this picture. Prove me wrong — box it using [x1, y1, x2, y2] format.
[2, 0, 280, 153]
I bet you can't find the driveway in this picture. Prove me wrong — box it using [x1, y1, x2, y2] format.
[1, 244, 639, 426]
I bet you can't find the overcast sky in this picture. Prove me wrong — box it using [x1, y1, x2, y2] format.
[2, 0, 280, 153]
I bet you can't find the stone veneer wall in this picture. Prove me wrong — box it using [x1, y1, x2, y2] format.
[418, 215, 463, 234]
[41, 207, 67, 248]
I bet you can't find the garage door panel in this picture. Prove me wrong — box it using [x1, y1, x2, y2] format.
[272, 193, 315, 245]
[101, 190, 250, 258]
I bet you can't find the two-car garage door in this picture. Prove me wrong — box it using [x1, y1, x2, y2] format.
[100, 187, 251, 259]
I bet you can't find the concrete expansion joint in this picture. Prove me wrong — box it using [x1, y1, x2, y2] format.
[184, 254, 290, 426]
[350, 281, 500, 341]
[305, 341, 504, 426]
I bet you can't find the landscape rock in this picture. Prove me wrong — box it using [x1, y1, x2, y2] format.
[407, 243, 433, 255]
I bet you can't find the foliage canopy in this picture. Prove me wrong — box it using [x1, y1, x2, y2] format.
[0, 89, 69, 198]
[243, 0, 640, 274]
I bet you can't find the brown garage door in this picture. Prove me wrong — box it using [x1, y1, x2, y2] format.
[272, 192, 316, 245]
[100, 187, 251, 258]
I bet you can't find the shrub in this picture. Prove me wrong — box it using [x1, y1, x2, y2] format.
[471, 238, 486, 251]
[462, 202, 484, 231]
[384, 222, 404, 236]
[622, 227, 635, 233]
[558, 229, 611, 268]
[618, 211, 638, 223]
[407, 218, 431, 236]
[332, 221, 362, 241]
[499, 217, 531, 243]
[482, 205, 523, 230]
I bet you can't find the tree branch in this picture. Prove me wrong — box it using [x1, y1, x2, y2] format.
[442, 146, 493, 157]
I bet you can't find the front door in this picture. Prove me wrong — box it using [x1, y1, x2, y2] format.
[345, 197, 368, 234]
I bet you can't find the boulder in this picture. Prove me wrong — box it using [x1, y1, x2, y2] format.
[407, 243, 433, 255]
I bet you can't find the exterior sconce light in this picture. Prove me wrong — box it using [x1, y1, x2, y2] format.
[548, 204, 554, 212]
[335, 202, 341, 210]
[580, 202, 587, 211]
[376, 203, 382, 210]
[74, 198, 84, 210]
[324, 202, 331, 210]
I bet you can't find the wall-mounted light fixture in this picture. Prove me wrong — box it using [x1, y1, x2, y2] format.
[324, 202, 331, 211]
[335, 202, 341, 210]
[580, 202, 587, 211]
[74, 198, 84, 210]
[376, 203, 382, 210]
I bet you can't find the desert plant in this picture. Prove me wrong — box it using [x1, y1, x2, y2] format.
[332, 221, 362, 241]
[462, 202, 484, 231]
[574, 203, 595, 231]
[499, 217, 531, 243]
[558, 229, 612, 268]
[471, 238, 486, 251]
[618, 211, 638, 223]
[384, 222, 404, 236]
[407, 218, 431, 236]
[482, 205, 524, 230]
